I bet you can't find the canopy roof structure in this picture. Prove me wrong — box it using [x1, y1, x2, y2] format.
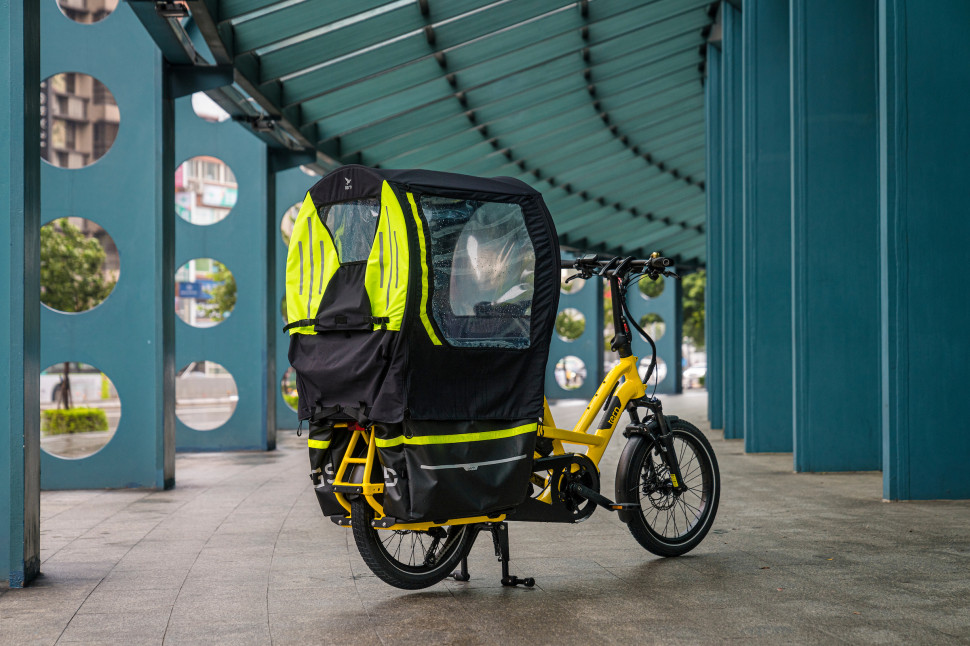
[132, 0, 714, 266]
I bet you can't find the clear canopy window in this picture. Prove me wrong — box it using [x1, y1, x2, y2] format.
[321, 199, 380, 263]
[423, 196, 535, 349]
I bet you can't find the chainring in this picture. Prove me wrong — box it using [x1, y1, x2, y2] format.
[557, 454, 600, 522]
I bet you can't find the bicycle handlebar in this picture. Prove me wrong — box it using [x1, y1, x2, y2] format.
[560, 254, 674, 273]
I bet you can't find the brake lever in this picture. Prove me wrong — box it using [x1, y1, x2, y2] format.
[565, 272, 583, 283]
[662, 270, 680, 279]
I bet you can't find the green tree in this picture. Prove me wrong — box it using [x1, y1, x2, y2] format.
[638, 276, 665, 299]
[206, 261, 236, 322]
[555, 309, 586, 340]
[40, 219, 116, 409]
[682, 269, 706, 347]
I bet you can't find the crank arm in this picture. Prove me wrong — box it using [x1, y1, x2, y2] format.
[567, 482, 639, 512]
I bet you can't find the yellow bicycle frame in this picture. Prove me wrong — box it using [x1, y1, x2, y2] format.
[328, 354, 646, 531]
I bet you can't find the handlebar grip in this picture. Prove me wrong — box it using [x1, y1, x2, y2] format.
[646, 257, 674, 269]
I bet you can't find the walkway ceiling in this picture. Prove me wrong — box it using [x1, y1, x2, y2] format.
[130, 0, 714, 267]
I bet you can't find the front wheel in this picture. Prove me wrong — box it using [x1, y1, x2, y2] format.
[350, 499, 473, 590]
[618, 419, 720, 557]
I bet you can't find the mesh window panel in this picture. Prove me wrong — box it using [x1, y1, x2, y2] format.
[323, 200, 380, 263]
[422, 196, 535, 348]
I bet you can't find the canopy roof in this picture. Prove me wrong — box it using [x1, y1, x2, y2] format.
[132, 0, 714, 266]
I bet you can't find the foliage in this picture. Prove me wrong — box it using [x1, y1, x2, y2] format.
[638, 313, 666, 340]
[682, 270, 706, 347]
[41, 408, 108, 435]
[40, 219, 116, 409]
[283, 393, 299, 410]
[206, 261, 237, 322]
[638, 276, 664, 299]
[40, 218, 116, 313]
[555, 309, 586, 340]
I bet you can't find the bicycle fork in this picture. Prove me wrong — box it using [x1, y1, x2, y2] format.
[627, 397, 687, 495]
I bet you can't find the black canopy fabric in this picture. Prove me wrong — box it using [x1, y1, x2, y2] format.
[287, 165, 560, 424]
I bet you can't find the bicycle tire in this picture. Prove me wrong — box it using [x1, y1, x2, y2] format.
[350, 498, 474, 590]
[620, 419, 720, 557]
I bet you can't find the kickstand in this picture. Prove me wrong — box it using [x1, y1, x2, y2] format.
[490, 522, 535, 588]
[450, 525, 484, 582]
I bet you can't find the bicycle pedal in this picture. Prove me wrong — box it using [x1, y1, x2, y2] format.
[501, 576, 535, 588]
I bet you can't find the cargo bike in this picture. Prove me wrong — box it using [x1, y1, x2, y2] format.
[284, 166, 720, 590]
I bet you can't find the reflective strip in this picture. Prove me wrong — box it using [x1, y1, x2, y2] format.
[406, 192, 442, 346]
[308, 439, 330, 450]
[385, 228, 392, 306]
[306, 217, 314, 315]
[375, 423, 537, 448]
[393, 231, 399, 288]
[318, 241, 325, 294]
[297, 241, 304, 295]
[420, 454, 529, 472]
[378, 231, 385, 287]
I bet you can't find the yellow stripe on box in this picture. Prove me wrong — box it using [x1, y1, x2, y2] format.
[375, 423, 537, 448]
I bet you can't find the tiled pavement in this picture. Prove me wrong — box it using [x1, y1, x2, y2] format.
[2, 392, 969, 645]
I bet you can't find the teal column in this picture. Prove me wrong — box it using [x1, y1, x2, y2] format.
[174, 98, 275, 451]
[791, 0, 880, 471]
[880, 0, 970, 499]
[545, 269, 604, 402]
[705, 43, 723, 429]
[275, 167, 307, 430]
[2, 0, 40, 588]
[721, 2, 744, 440]
[40, 2, 175, 489]
[742, 0, 792, 452]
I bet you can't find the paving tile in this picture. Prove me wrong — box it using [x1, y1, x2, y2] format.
[56, 611, 169, 644]
[3, 394, 969, 646]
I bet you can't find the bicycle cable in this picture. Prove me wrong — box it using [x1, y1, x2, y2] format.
[620, 272, 660, 396]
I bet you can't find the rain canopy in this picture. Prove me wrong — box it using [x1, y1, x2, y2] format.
[284, 165, 560, 425]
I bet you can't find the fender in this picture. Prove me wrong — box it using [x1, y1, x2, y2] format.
[614, 415, 679, 524]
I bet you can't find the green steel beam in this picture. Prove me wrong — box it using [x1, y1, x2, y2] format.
[272, 0, 709, 105]
[2, 0, 40, 589]
[230, 0, 396, 53]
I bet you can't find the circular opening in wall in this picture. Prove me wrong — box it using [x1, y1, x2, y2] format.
[560, 268, 585, 294]
[40, 73, 119, 169]
[40, 362, 121, 459]
[555, 308, 586, 342]
[638, 313, 666, 341]
[41, 218, 120, 313]
[280, 202, 301, 246]
[281, 367, 298, 412]
[176, 361, 238, 431]
[175, 258, 235, 328]
[175, 156, 237, 225]
[554, 355, 587, 391]
[638, 276, 665, 300]
[56, 0, 119, 25]
[281, 296, 287, 325]
[638, 356, 668, 385]
[191, 92, 231, 123]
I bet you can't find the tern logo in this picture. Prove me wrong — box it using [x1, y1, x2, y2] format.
[344, 177, 352, 190]
[383, 467, 398, 487]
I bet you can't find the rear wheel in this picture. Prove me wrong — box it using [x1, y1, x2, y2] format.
[621, 419, 719, 557]
[350, 498, 473, 589]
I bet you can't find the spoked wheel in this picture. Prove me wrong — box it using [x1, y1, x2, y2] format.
[622, 419, 719, 557]
[350, 499, 473, 590]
